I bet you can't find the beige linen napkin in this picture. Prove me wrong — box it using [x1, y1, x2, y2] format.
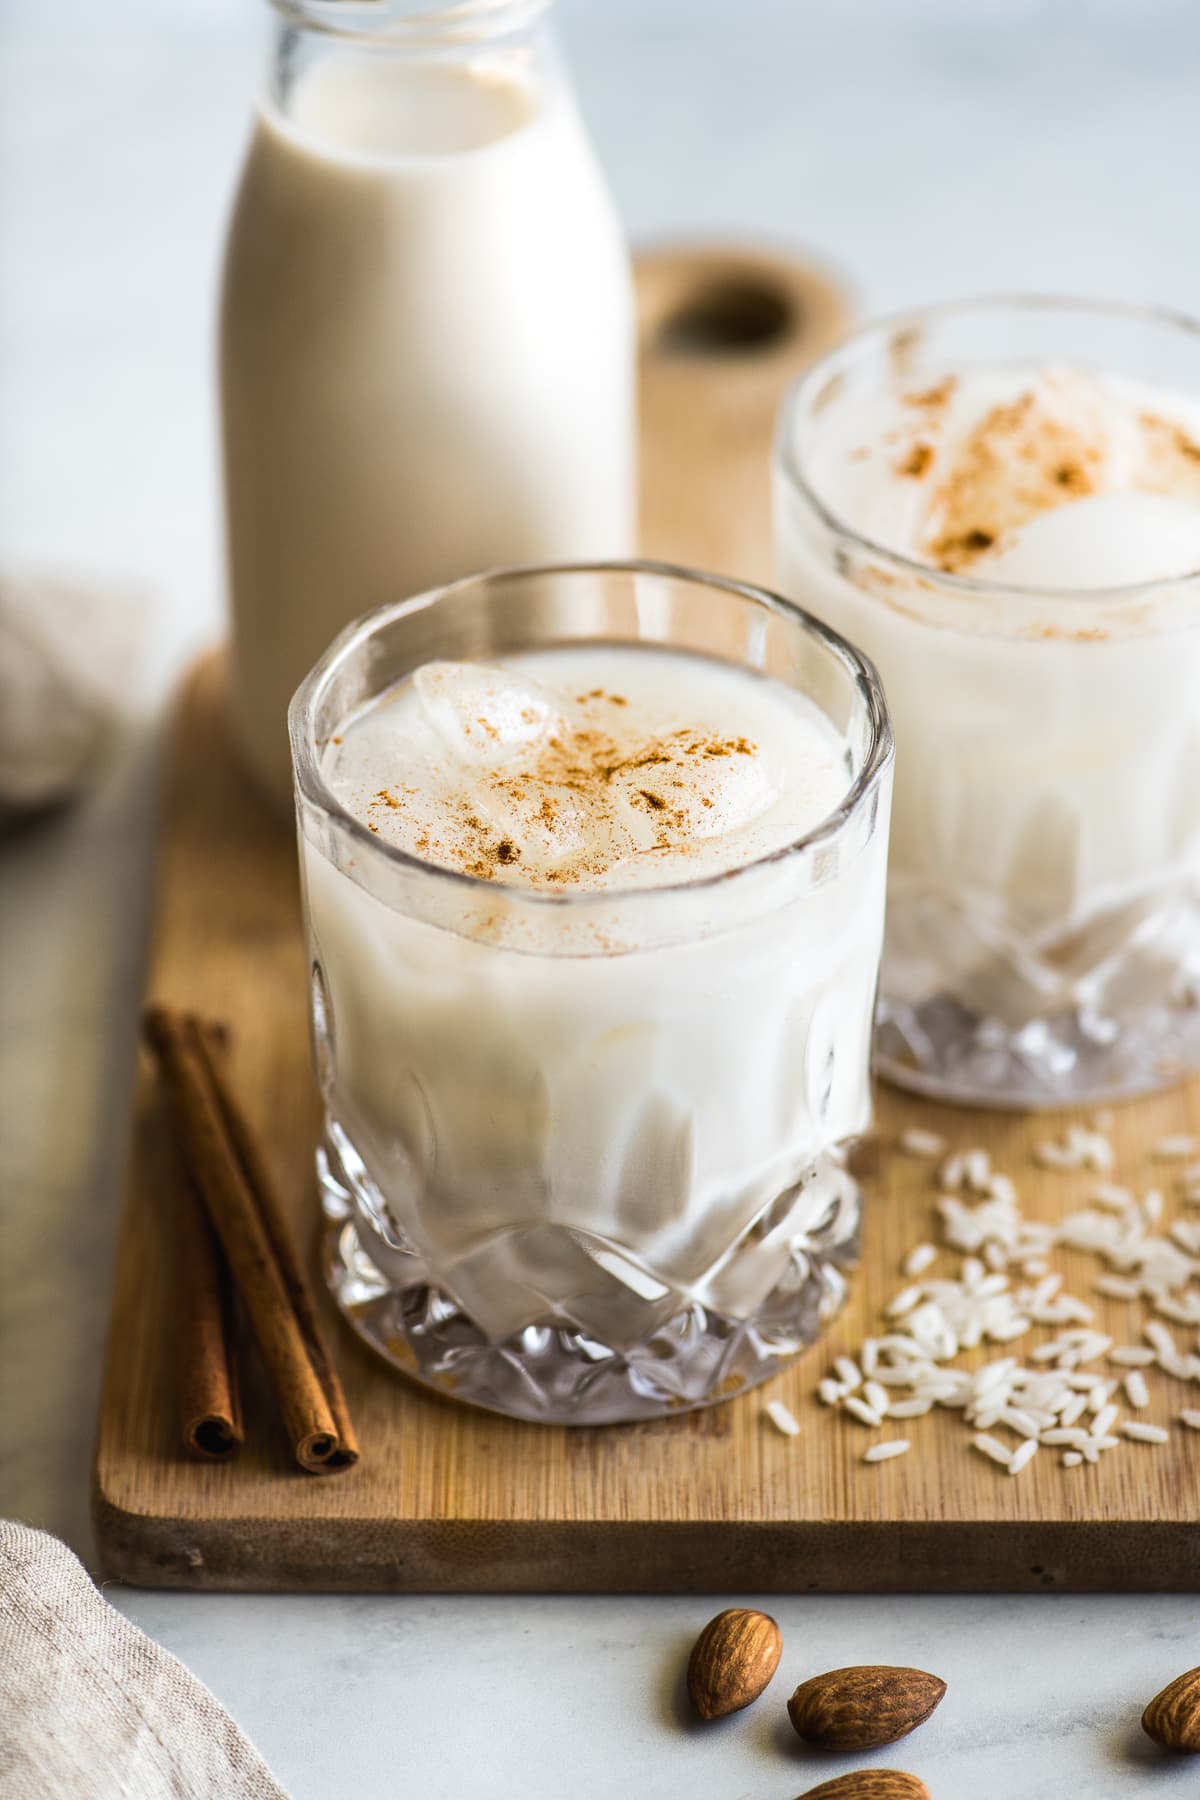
[0, 1522, 289, 1800]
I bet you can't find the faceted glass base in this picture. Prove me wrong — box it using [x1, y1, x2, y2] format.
[318, 1133, 861, 1426]
[876, 988, 1200, 1110]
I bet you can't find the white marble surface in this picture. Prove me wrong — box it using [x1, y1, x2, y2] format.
[3, 1, 1200, 1795]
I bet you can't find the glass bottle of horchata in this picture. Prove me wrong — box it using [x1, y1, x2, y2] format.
[220, 0, 637, 801]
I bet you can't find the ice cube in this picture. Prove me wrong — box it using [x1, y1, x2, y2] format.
[981, 491, 1200, 588]
[608, 744, 779, 846]
[475, 777, 597, 867]
[412, 661, 559, 765]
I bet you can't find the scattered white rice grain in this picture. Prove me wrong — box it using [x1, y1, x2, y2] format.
[843, 1396, 884, 1429]
[939, 1152, 968, 1190]
[1146, 1320, 1178, 1358]
[1000, 1407, 1043, 1439]
[1093, 1275, 1140, 1300]
[817, 1378, 844, 1406]
[1081, 1441, 1101, 1463]
[863, 1439, 910, 1463]
[1091, 1402, 1120, 1438]
[1089, 1434, 1122, 1451]
[1108, 1346, 1156, 1366]
[1090, 1183, 1134, 1212]
[1065, 1298, 1100, 1325]
[1121, 1421, 1169, 1444]
[864, 1381, 890, 1418]
[964, 1149, 993, 1192]
[888, 1397, 934, 1419]
[1078, 1131, 1115, 1173]
[1058, 1394, 1089, 1428]
[1178, 1410, 1200, 1430]
[1143, 1189, 1164, 1223]
[875, 1332, 930, 1360]
[973, 1433, 1014, 1466]
[1061, 1450, 1084, 1467]
[766, 1400, 801, 1437]
[886, 1286, 923, 1320]
[1022, 1258, 1049, 1278]
[1087, 1382, 1115, 1414]
[834, 1355, 862, 1389]
[1040, 1427, 1089, 1446]
[984, 1243, 1010, 1272]
[903, 1243, 938, 1278]
[899, 1128, 946, 1159]
[989, 1319, 1032, 1343]
[1007, 1439, 1039, 1474]
[1154, 1135, 1200, 1161]
[1123, 1371, 1150, 1410]
[1036, 1138, 1083, 1171]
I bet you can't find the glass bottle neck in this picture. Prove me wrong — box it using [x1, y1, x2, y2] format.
[266, 0, 566, 159]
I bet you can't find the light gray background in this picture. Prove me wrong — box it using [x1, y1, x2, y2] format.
[3, 2, 1199, 1795]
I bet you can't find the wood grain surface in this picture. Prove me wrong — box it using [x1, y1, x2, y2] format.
[93, 247, 1200, 1592]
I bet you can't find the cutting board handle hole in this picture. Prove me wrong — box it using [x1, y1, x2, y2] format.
[654, 277, 797, 357]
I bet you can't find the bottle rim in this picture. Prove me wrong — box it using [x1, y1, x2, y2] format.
[269, 0, 552, 44]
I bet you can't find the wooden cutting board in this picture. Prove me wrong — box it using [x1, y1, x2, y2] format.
[94, 247, 1200, 1592]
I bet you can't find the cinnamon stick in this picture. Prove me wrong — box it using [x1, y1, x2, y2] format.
[144, 1004, 358, 1474]
[171, 1144, 243, 1461]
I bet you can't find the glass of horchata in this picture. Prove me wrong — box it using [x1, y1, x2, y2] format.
[776, 296, 1200, 1107]
[290, 562, 893, 1423]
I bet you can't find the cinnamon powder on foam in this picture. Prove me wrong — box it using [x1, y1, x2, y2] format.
[883, 376, 1200, 575]
[366, 687, 761, 889]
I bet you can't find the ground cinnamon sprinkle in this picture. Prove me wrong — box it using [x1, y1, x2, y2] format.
[898, 441, 934, 478]
[903, 376, 958, 412]
[1138, 412, 1200, 494]
[362, 693, 763, 887]
[923, 390, 1106, 572]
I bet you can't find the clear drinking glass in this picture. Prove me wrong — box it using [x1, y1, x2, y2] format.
[775, 297, 1200, 1107]
[290, 562, 893, 1424]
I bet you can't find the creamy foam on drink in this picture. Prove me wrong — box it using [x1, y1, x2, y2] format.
[323, 646, 852, 894]
[805, 364, 1200, 584]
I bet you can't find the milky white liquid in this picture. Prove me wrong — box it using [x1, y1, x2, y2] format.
[222, 50, 636, 802]
[301, 644, 889, 1344]
[776, 361, 1200, 1029]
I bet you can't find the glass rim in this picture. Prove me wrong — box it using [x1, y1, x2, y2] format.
[267, 0, 552, 43]
[775, 291, 1200, 604]
[288, 558, 894, 912]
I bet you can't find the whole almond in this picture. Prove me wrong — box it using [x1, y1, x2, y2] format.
[796, 1774, 929, 1800]
[686, 1607, 782, 1720]
[788, 1665, 946, 1749]
[1142, 1666, 1200, 1753]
